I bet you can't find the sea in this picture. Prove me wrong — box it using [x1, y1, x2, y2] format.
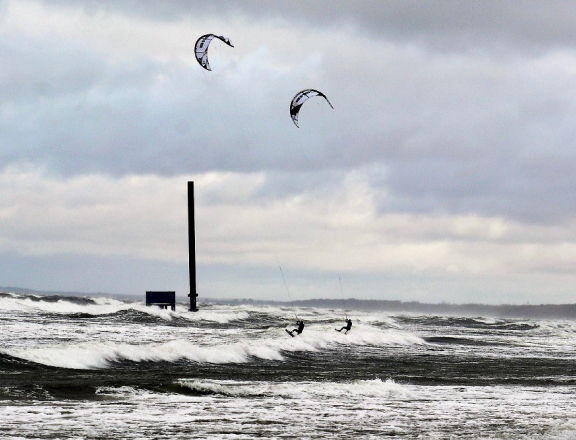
[1, 292, 576, 439]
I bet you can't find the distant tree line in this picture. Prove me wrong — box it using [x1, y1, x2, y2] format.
[4, 285, 576, 319]
[215, 297, 576, 320]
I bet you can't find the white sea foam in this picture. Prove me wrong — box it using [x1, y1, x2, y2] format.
[278, 325, 426, 349]
[330, 325, 425, 346]
[90, 297, 126, 306]
[2, 383, 576, 439]
[3, 296, 576, 439]
[471, 316, 500, 324]
[2, 332, 300, 368]
[2, 339, 251, 369]
[0, 295, 172, 318]
[176, 378, 409, 399]
[180, 309, 250, 323]
[95, 386, 155, 398]
[0, 296, 258, 325]
[358, 312, 403, 328]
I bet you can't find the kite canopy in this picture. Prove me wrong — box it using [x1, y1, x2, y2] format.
[194, 34, 234, 71]
[289, 89, 334, 128]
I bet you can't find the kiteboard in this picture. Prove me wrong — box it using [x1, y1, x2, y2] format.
[285, 329, 295, 337]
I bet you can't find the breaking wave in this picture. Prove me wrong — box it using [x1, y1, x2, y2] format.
[0, 295, 248, 323]
[174, 378, 410, 399]
[2, 326, 425, 370]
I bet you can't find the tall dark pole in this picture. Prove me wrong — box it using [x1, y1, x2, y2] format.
[188, 181, 198, 311]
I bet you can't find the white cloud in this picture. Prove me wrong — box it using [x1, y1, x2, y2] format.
[3, 166, 576, 279]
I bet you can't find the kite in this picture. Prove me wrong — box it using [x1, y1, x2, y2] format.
[289, 89, 334, 128]
[194, 34, 234, 71]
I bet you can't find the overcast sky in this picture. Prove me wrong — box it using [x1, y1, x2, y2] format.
[2, 0, 576, 304]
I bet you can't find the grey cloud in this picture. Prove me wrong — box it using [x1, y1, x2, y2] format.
[38, 0, 576, 53]
[0, 35, 247, 175]
[3, 31, 576, 227]
[380, 154, 576, 225]
[0, 32, 337, 177]
[4, 2, 576, 228]
[0, 34, 104, 102]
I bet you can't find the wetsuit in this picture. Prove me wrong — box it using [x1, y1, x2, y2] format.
[336, 319, 352, 334]
[287, 320, 305, 336]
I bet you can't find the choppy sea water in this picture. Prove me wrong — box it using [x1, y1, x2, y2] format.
[1, 293, 576, 439]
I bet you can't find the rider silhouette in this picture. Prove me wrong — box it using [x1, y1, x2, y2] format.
[286, 320, 305, 337]
[336, 318, 352, 334]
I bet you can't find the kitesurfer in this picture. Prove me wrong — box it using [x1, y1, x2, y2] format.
[286, 320, 305, 337]
[336, 318, 352, 334]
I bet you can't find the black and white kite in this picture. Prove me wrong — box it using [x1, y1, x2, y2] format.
[194, 34, 234, 71]
[289, 89, 334, 128]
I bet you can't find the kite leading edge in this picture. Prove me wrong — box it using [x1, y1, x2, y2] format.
[194, 34, 234, 71]
[289, 89, 334, 128]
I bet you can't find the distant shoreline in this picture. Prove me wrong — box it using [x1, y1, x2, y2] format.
[3, 286, 576, 319]
[214, 298, 576, 320]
